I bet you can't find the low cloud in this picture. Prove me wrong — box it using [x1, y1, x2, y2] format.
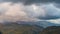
[47, 19, 60, 24]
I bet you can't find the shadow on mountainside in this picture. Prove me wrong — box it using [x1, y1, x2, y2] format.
[0, 23, 44, 34]
[40, 26, 60, 34]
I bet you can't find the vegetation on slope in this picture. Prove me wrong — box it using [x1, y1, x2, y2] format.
[0, 23, 43, 34]
[40, 26, 60, 34]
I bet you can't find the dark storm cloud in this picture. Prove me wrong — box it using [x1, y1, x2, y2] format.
[24, 0, 60, 5]
[54, 3, 60, 8]
[2, 0, 60, 9]
[0, 0, 60, 5]
[4, 0, 24, 2]
[37, 4, 60, 20]
[38, 16, 60, 20]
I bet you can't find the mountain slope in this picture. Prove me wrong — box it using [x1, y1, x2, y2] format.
[0, 23, 43, 34]
[4, 21, 60, 28]
[40, 26, 60, 34]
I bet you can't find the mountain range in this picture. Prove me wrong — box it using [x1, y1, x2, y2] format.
[0, 21, 60, 34]
[40, 26, 60, 34]
[0, 22, 43, 34]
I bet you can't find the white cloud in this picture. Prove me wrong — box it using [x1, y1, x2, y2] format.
[24, 4, 46, 18]
[0, 2, 45, 22]
[0, 2, 60, 23]
[47, 19, 60, 24]
[0, 2, 28, 22]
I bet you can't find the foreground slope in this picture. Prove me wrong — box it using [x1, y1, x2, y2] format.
[40, 26, 60, 34]
[0, 23, 43, 34]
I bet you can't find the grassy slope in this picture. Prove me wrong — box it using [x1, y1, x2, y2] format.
[0, 23, 43, 34]
[40, 26, 60, 34]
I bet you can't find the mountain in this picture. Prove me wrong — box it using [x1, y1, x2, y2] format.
[32, 21, 60, 28]
[40, 26, 60, 34]
[0, 21, 60, 34]
[4, 21, 60, 28]
[0, 23, 43, 34]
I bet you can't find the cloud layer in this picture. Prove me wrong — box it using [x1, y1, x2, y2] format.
[0, 0, 60, 25]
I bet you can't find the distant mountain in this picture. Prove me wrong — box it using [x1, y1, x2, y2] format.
[0, 21, 60, 34]
[0, 23, 43, 34]
[3, 21, 60, 28]
[36, 21, 60, 28]
[40, 26, 60, 34]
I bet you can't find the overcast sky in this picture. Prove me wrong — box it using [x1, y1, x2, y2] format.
[0, 0, 60, 24]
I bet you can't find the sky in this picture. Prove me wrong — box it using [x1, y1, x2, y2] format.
[0, 0, 60, 24]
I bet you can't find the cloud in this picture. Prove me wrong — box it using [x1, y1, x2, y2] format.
[0, 2, 44, 22]
[28, 4, 60, 20]
[0, 2, 60, 22]
[0, 2, 26, 16]
[0, 2, 32, 22]
[0, 0, 60, 5]
[47, 19, 60, 24]
[24, 4, 46, 18]
[53, 3, 60, 8]
[38, 4, 60, 20]
[0, 0, 60, 23]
